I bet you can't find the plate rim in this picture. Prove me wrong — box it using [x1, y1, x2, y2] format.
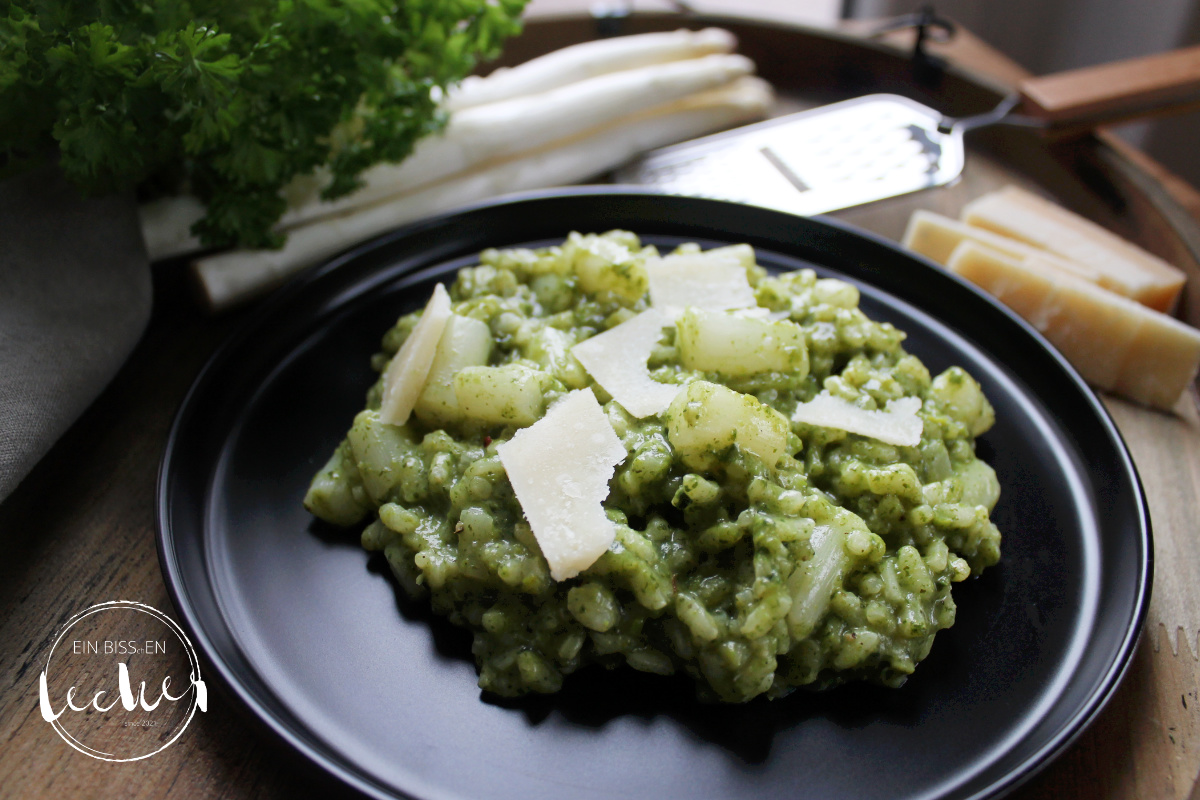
[156, 186, 1153, 800]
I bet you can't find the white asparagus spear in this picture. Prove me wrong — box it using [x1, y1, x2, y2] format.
[277, 53, 754, 228]
[442, 28, 737, 111]
[144, 49, 753, 260]
[139, 194, 205, 261]
[193, 76, 773, 311]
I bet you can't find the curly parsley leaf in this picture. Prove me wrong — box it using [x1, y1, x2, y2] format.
[0, 0, 528, 249]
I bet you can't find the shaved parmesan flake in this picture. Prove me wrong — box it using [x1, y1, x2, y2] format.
[570, 309, 681, 417]
[379, 284, 452, 426]
[645, 251, 757, 317]
[791, 392, 923, 447]
[497, 390, 627, 581]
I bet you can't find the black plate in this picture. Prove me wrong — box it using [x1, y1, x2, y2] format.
[158, 188, 1151, 800]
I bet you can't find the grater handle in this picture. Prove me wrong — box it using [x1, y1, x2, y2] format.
[1019, 45, 1200, 134]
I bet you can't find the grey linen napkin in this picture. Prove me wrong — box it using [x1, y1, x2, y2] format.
[0, 165, 151, 502]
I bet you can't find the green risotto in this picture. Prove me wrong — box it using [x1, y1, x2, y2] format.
[304, 231, 1002, 702]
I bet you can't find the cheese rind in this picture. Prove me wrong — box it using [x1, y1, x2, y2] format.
[379, 283, 453, 425]
[645, 250, 757, 316]
[961, 186, 1185, 312]
[570, 308, 681, 417]
[497, 389, 627, 581]
[948, 240, 1200, 410]
[791, 392, 923, 447]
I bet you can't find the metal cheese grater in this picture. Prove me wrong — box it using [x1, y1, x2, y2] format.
[618, 34, 1200, 215]
[616, 92, 1032, 216]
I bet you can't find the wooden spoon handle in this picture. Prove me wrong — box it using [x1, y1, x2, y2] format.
[1018, 45, 1200, 130]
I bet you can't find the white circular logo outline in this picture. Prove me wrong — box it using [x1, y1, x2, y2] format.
[42, 600, 205, 762]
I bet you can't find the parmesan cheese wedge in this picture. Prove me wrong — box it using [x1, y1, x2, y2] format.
[948, 240, 1200, 410]
[570, 309, 681, 417]
[497, 389, 627, 581]
[961, 186, 1186, 313]
[379, 284, 452, 426]
[791, 393, 923, 447]
[902, 209, 1104, 285]
[645, 250, 757, 316]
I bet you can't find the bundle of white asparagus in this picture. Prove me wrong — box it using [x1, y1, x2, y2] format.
[140, 29, 774, 311]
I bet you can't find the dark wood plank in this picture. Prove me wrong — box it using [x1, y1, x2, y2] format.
[0, 270, 347, 798]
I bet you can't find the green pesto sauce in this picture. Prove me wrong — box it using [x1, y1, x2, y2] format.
[304, 231, 1002, 702]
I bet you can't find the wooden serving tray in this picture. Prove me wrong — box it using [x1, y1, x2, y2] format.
[504, 12, 1200, 796]
[0, 10, 1194, 800]
[502, 14, 1200, 796]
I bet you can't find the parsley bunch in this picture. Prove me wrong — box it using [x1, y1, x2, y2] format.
[0, 0, 527, 248]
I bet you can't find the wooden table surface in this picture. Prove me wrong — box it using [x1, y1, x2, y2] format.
[2, 13, 1198, 800]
